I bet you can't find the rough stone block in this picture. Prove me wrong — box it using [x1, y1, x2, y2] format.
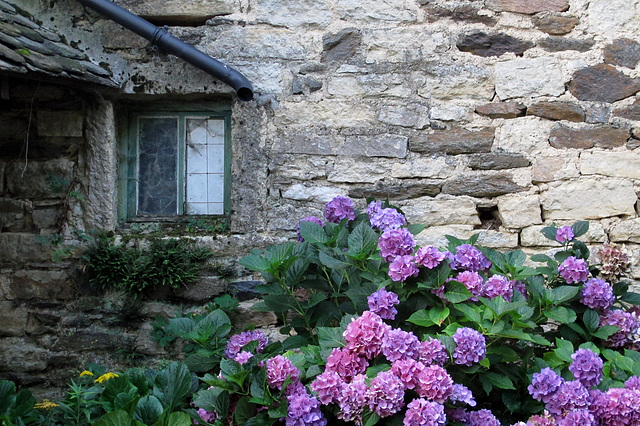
[391, 156, 455, 179]
[521, 222, 607, 246]
[10, 270, 72, 300]
[495, 57, 565, 100]
[0, 114, 28, 139]
[614, 99, 640, 121]
[378, 104, 430, 129]
[496, 117, 553, 155]
[549, 125, 629, 149]
[581, 151, 640, 179]
[52, 328, 135, 352]
[229, 299, 278, 330]
[36, 111, 83, 137]
[475, 102, 526, 119]
[486, 0, 569, 14]
[117, 0, 234, 22]
[586, 0, 640, 41]
[541, 179, 637, 220]
[538, 37, 595, 53]
[283, 184, 345, 203]
[532, 154, 579, 182]
[344, 134, 407, 158]
[569, 64, 640, 103]
[348, 181, 441, 200]
[269, 157, 328, 181]
[532, 13, 579, 35]
[5, 159, 74, 199]
[498, 194, 542, 229]
[527, 101, 585, 122]
[414, 225, 476, 248]
[0, 198, 30, 232]
[409, 127, 494, 155]
[31, 207, 58, 231]
[609, 219, 640, 243]
[334, 0, 418, 22]
[429, 104, 470, 122]
[272, 130, 343, 156]
[422, 64, 493, 100]
[604, 38, 640, 69]
[256, 0, 332, 27]
[365, 27, 446, 63]
[322, 28, 362, 62]
[398, 196, 480, 226]
[0, 337, 50, 372]
[457, 32, 533, 57]
[0, 301, 28, 337]
[442, 172, 525, 197]
[172, 275, 226, 303]
[0, 233, 54, 264]
[328, 158, 389, 183]
[327, 76, 364, 97]
[467, 153, 530, 170]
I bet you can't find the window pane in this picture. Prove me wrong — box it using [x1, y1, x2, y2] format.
[137, 117, 178, 215]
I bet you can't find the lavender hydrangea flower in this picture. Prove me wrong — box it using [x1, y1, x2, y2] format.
[528, 367, 563, 403]
[367, 201, 382, 220]
[556, 409, 596, 426]
[465, 409, 500, 426]
[415, 365, 454, 403]
[310, 370, 344, 405]
[453, 271, 484, 301]
[555, 226, 575, 243]
[382, 328, 421, 363]
[580, 278, 615, 311]
[297, 216, 324, 242]
[545, 380, 590, 415]
[378, 228, 416, 262]
[325, 195, 355, 224]
[233, 351, 253, 365]
[285, 382, 327, 426]
[600, 309, 639, 347]
[482, 274, 513, 301]
[403, 399, 446, 426]
[367, 287, 400, 320]
[415, 246, 446, 269]
[389, 255, 420, 282]
[449, 384, 476, 407]
[337, 374, 368, 424]
[367, 370, 405, 418]
[523, 411, 556, 426]
[591, 387, 640, 426]
[392, 358, 425, 390]
[196, 408, 218, 424]
[324, 347, 368, 379]
[450, 244, 491, 272]
[370, 207, 406, 232]
[266, 355, 300, 390]
[513, 280, 529, 299]
[569, 348, 603, 387]
[452, 327, 486, 366]
[419, 338, 449, 367]
[225, 330, 269, 359]
[558, 256, 589, 284]
[343, 311, 391, 359]
[625, 375, 640, 391]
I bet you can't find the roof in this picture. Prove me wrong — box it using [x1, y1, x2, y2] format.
[0, 0, 118, 87]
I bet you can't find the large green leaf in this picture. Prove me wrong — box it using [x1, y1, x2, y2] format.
[318, 326, 345, 349]
[545, 306, 576, 323]
[101, 376, 139, 411]
[94, 410, 134, 426]
[407, 310, 435, 328]
[318, 251, 350, 270]
[299, 221, 329, 244]
[347, 222, 379, 260]
[135, 395, 164, 425]
[151, 411, 192, 426]
[0, 380, 16, 417]
[551, 286, 580, 304]
[571, 221, 589, 238]
[239, 254, 271, 272]
[443, 281, 471, 304]
[153, 362, 192, 412]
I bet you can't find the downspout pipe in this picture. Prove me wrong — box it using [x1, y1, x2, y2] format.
[77, 0, 254, 101]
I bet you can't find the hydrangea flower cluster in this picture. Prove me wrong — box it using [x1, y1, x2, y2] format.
[580, 278, 615, 311]
[367, 287, 399, 320]
[450, 244, 491, 272]
[403, 398, 446, 426]
[378, 228, 416, 262]
[594, 243, 631, 282]
[324, 195, 355, 224]
[367, 202, 406, 232]
[482, 274, 513, 301]
[555, 226, 574, 243]
[225, 330, 269, 363]
[266, 355, 300, 390]
[557, 256, 589, 284]
[452, 327, 486, 366]
[600, 309, 640, 347]
[568, 348, 603, 387]
[389, 255, 419, 282]
[415, 246, 446, 269]
[452, 271, 484, 301]
[528, 367, 563, 403]
[296, 216, 324, 242]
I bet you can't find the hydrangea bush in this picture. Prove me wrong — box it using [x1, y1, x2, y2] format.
[236, 196, 640, 425]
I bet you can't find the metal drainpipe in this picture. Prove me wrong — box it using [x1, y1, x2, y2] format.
[76, 0, 254, 101]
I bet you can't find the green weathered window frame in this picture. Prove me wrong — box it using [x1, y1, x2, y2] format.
[117, 105, 232, 222]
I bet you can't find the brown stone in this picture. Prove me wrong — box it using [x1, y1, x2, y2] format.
[409, 127, 495, 155]
[604, 38, 640, 69]
[486, 0, 569, 14]
[51, 328, 136, 352]
[457, 32, 533, 57]
[532, 13, 579, 35]
[348, 181, 441, 200]
[538, 37, 594, 52]
[475, 102, 527, 119]
[614, 99, 640, 121]
[442, 172, 525, 197]
[549, 125, 629, 149]
[10, 270, 73, 300]
[527, 101, 585, 122]
[569, 64, 640, 103]
[422, 5, 497, 25]
[0, 301, 28, 337]
[468, 153, 531, 170]
[172, 275, 226, 302]
[322, 28, 362, 63]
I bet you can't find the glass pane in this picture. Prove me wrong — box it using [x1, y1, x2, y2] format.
[137, 117, 178, 215]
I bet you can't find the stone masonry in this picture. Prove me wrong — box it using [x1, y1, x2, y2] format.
[2, 0, 640, 396]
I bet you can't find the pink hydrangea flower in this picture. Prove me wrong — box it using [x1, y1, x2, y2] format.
[415, 246, 446, 269]
[367, 370, 405, 418]
[378, 228, 416, 262]
[325, 347, 368, 379]
[558, 256, 589, 284]
[388, 255, 420, 282]
[343, 311, 391, 359]
[414, 365, 454, 403]
[266, 355, 300, 390]
[382, 328, 421, 362]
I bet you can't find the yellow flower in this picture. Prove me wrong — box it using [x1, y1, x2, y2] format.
[79, 370, 94, 377]
[94, 372, 119, 383]
[34, 399, 60, 410]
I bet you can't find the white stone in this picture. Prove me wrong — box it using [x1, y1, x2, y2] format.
[37, 111, 83, 137]
[497, 117, 553, 155]
[276, 100, 375, 127]
[391, 156, 455, 179]
[580, 151, 640, 180]
[609, 219, 640, 243]
[495, 57, 566, 100]
[365, 28, 447, 63]
[255, 0, 332, 27]
[271, 157, 328, 181]
[586, 0, 640, 40]
[420, 64, 494, 100]
[378, 104, 430, 129]
[532, 153, 580, 183]
[429, 103, 471, 122]
[327, 76, 365, 97]
[203, 27, 308, 61]
[334, 0, 418, 22]
[475, 230, 519, 248]
[398, 196, 480, 226]
[282, 184, 345, 203]
[541, 179, 637, 220]
[497, 194, 542, 229]
[328, 159, 390, 183]
[414, 225, 476, 248]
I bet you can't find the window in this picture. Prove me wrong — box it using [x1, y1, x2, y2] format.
[118, 108, 231, 220]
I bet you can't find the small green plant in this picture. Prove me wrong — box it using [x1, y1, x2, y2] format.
[185, 218, 230, 234]
[83, 234, 213, 297]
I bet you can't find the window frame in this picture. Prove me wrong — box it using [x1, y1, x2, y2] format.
[117, 103, 232, 222]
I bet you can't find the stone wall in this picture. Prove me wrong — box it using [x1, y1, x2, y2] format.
[4, 0, 640, 396]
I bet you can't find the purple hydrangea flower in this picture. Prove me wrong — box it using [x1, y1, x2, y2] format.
[569, 348, 603, 387]
[337, 374, 368, 424]
[325, 196, 356, 224]
[382, 328, 421, 363]
[266, 355, 300, 390]
[558, 256, 589, 284]
[449, 384, 476, 407]
[590, 387, 640, 425]
[523, 412, 556, 426]
[297, 216, 325, 242]
[512, 280, 529, 299]
[367, 201, 382, 220]
[389, 255, 420, 282]
[445, 408, 468, 423]
[415, 246, 446, 269]
[600, 309, 639, 347]
[233, 351, 253, 365]
[625, 376, 640, 391]
[367, 287, 400, 320]
[225, 330, 269, 358]
[415, 365, 454, 403]
[465, 409, 500, 426]
[285, 382, 327, 426]
[556, 226, 575, 244]
[392, 358, 425, 390]
[452, 327, 486, 367]
[367, 370, 405, 418]
[344, 311, 391, 359]
[545, 380, 590, 415]
[403, 399, 446, 426]
[196, 408, 218, 424]
[371, 207, 406, 232]
[450, 244, 491, 272]
[453, 271, 484, 301]
[325, 347, 368, 379]
[419, 338, 449, 367]
[482, 274, 513, 301]
[580, 278, 615, 311]
[528, 367, 563, 403]
[556, 409, 596, 426]
[378, 228, 416, 262]
[310, 370, 344, 405]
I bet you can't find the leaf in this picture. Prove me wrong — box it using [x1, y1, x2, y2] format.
[504, 250, 526, 267]
[94, 410, 133, 426]
[152, 411, 193, 426]
[530, 254, 553, 263]
[262, 294, 296, 313]
[444, 281, 471, 304]
[285, 259, 309, 287]
[541, 226, 558, 242]
[486, 372, 516, 390]
[406, 224, 426, 236]
[317, 327, 345, 349]
[622, 292, 640, 305]
[453, 304, 481, 324]
[407, 310, 435, 328]
[318, 251, 350, 270]
[545, 306, 577, 324]
[551, 286, 580, 304]
[554, 338, 574, 363]
[153, 362, 192, 412]
[593, 325, 620, 340]
[299, 221, 328, 244]
[583, 309, 600, 333]
[347, 222, 379, 260]
[167, 318, 196, 338]
[134, 395, 163, 425]
[429, 306, 450, 326]
[239, 254, 271, 272]
[571, 221, 589, 238]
